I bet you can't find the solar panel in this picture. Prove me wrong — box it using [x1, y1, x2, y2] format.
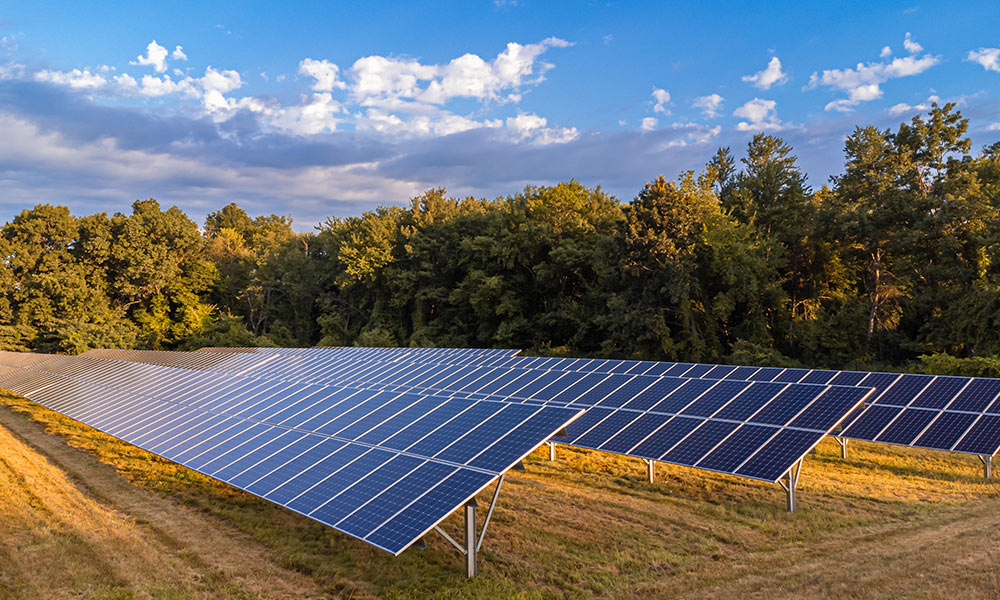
[0, 351, 581, 562]
[324, 363, 872, 483]
[75, 350, 873, 486]
[471, 357, 1000, 461]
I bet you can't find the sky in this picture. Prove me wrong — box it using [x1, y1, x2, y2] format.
[1, 1, 999, 229]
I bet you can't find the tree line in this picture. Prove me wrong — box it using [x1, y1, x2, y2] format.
[3, 103, 1000, 374]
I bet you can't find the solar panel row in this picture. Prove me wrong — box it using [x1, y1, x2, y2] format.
[0, 352, 580, 556]
[77, 349, 874, 483]
[442, 356, 1000, 458]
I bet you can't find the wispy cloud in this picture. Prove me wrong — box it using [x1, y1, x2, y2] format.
[692, 93, 724, 118]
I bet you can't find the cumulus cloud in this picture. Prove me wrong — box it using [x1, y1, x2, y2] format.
[651, 88, 670, 114]
[807, 34, 938, 111]
[347, 36, 570, 110]
[880, 45, 892, 58]
[692, 93, 724, 118]
[733, 98, 783, 131]
[20, 37, 578, 142]
[966, 47, 1000, 72]
[742, 56, 788, 90]
[131, 40, 170, 73]
[640, 117, 658, 131]
[903, 32, 922, 54]
[299, 58, 344, 91]
[337, 37, 574, 136]
[988, 123, 1000, 131]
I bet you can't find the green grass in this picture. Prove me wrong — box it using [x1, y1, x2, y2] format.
[1, 389, 998, 599]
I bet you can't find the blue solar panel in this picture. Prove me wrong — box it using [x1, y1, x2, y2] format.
[0, 352, 580, 556]
[953, 415, 1000, 454]
[55, 349, 876, 483]
[458, 356, 1000, 458]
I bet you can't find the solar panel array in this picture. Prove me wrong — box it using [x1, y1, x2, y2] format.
[436, 356, 1000, 458]
[79, 348, 874, 483]
[0, 351, 580, 555]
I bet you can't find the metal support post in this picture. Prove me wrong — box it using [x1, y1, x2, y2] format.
[777, 459, 802, 512]
[835, 437, 848, 460]
[979, 455, 992, 479]
[464, 499, 477, 578]
[548, 441, 556, 461]
[645, 459, 655, 483]
[431, 475, 507, 578]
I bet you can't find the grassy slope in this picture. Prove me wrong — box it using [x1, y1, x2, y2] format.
[1, 389, 998, 599]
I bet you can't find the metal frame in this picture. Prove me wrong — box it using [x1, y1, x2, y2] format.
[644, 458, 655, 483]
[777, 459, 803, 512]
[978, 455, 992, 479]
[835, 436, 849, 459]
[433, 474, 505, 578]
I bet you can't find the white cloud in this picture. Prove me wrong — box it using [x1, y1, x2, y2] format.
[966, 47, 1000, 72]
[270, 93, 343, 134]
[692, 93, 724, 118]
[807, 35, 939, 111]
[651, 88, 670, 114]
[351, 55, 438, 102]
[356, 107, 501, 137]
[504, 113, 578, 144]
[171, 46, 187, 61]
[14, 37, 579, 145]
[742, 56, 789, 90]
[887, 94, 940, 115]
[640, 117, 658, 131]
[131, 40, 170, 73]
[903, 32, 923, 54]
[299, 58, 344, 91]
[138, 74, 199, 98]
[348, 37, 570, 108]
[35, 68, 106, 89]
[988, 123, 1000, 131]
[733, 98, 783, 131]
[199, 66, 243, 94]
[420, 37, 571, 105]
[880, 45, 892, 58]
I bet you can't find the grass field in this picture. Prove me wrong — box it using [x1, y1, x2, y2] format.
[1, 389, 998, 600]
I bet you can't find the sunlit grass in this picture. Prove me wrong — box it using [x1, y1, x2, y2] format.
[1, 389, 998, 599]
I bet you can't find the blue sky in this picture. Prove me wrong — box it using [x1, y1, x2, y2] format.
[1, 1, 999, 228]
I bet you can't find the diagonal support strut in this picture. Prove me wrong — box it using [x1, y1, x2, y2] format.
[432, 474, 506, 578]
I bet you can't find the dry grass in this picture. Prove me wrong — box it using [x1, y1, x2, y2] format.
[1, 389, 998, 599]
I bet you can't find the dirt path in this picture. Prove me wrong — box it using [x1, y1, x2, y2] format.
[0, 405, 329, 600]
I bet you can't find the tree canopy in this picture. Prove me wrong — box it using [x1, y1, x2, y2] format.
[3, 104, 999, 373]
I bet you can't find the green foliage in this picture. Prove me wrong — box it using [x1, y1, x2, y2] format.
[917, 353, 1000, 378]
[2, 105, 999, 371]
